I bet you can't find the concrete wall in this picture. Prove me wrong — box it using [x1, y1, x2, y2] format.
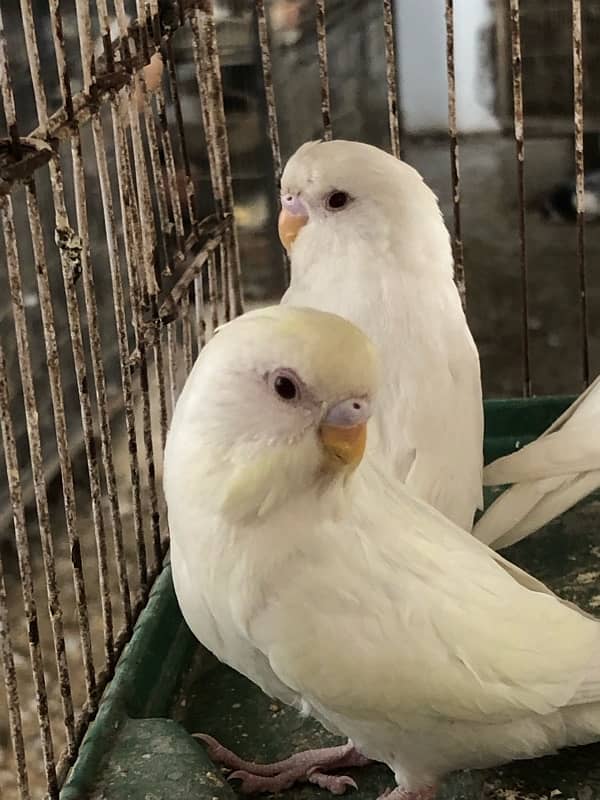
[396, 0, 499, 134]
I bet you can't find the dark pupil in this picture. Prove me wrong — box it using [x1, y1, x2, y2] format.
[274, 376, 297, 400]
[328, 191, 348, 209]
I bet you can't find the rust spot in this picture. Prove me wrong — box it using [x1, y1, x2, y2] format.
[0, 137, 54, 195]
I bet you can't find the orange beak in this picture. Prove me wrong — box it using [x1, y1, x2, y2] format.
[319, 421, 367, 468]
[278, 207, 309, 252]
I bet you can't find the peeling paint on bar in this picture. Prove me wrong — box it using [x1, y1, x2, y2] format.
[255, 0, 289, 284]
[571, 0, 589, 388]
[315, 0, 332, 141]
[509, 0, 531, 397]
[444, 0, 466, 310]
[0, 1, 240, 796]
[382, 0, 401, 159]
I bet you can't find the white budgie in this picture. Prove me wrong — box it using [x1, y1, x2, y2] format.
[474, 373, 600, 550]
[164, 306, 600, 800]
[278, 139, 483, 533]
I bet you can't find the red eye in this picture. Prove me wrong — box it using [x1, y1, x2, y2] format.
[326, 191, 350, 210]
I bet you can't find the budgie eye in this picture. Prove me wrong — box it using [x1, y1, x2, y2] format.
[326, 190, 350, 211]
[269, 369, 302, 402]
[274, 376, 297, 400]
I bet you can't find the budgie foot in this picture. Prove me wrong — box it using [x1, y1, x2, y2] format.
[194, 734, 371, 794]
[378, 787, 436, 800]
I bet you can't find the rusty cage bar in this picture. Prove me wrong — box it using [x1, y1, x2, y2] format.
[0, 1, 239, 797]
[0, 0, 595, 798]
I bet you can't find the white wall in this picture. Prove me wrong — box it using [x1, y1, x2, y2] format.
[395, 0, 499, 134]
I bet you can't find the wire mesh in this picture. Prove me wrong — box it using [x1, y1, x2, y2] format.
[0, 1, 239, 797]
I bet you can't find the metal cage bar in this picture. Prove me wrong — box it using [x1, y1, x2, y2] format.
[509, 0, 531, 397]
[255, 0, 289, 284]
[0, 536, 29, 800]
[382, 0, 401, 159]
[444, 0, 466, 309]
[0, 1, 239, 796]
[571, 0, 589, 388]
[315, 0, 333, 141]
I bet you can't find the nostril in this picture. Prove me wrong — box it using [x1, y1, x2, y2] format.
[281, 194, 307, 217]
[324, 398, 371, 428]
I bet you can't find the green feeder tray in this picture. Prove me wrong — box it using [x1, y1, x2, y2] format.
[62, 397, 600, 800]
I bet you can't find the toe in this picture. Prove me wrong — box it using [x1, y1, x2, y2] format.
[307, 769, 358, 795]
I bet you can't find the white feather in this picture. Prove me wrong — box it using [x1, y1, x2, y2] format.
[280, 140, 483, 533]
[164, 308, 600, 794]
[475, 374, 600, 548]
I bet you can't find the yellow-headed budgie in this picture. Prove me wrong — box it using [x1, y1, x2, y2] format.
[164, 306, 600, 800]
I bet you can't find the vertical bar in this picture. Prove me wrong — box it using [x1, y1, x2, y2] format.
[167, 323, 179, 409]
[116, 0, 167, 567]
[0, 541, 30, 800]
[91, 0, 148, 609]
[153, 314, 170, 452]
[3, 188, 77, 757]
[382, 0, 401, 159]
[109, 9, 162, 577]
[444, 0, 466, 310]
[190, 7, 244, 317]
[120, 5, 160, 301]
[572, 0, 589, 387]
[128, 0, 166, 564]
[181, 290, 193, 375]
[113, 0, 164, 572]
[88, 92, 147, 614]
[255, 0, 289, 283]
[23, 0, 116, 675]
[1, 4, 77, 772]
[135, 54, 182, 450]
[208, 250, 219, 335]
[148, 0, 187, 259]
[159, 328, 172, 423]
[509, 0, 531, 397]
[23, 180, 97, 701]
[315, 0, 332, 140]
[203, 8, 243, 317]
[0, 198, 58, 799]
[111, 98, 151, 591]
[194, 274, 206, 353]
[142, 85, 173, 272]
[194, 273, 206, 353]
[73, 0, 135, 642]
[164, 37, 198, 230]
[43, 4, 114, 682]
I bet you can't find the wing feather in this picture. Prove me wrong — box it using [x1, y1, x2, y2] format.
[248, 479, 600, 730]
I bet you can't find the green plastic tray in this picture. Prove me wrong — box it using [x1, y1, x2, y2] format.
[62, 397, 600, 800]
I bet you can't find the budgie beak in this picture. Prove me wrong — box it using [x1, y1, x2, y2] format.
[319, 397, 371, 468]
[278, 194, 309, 251]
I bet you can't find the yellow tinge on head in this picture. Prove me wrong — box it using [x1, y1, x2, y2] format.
[234, 306, 379, 404]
